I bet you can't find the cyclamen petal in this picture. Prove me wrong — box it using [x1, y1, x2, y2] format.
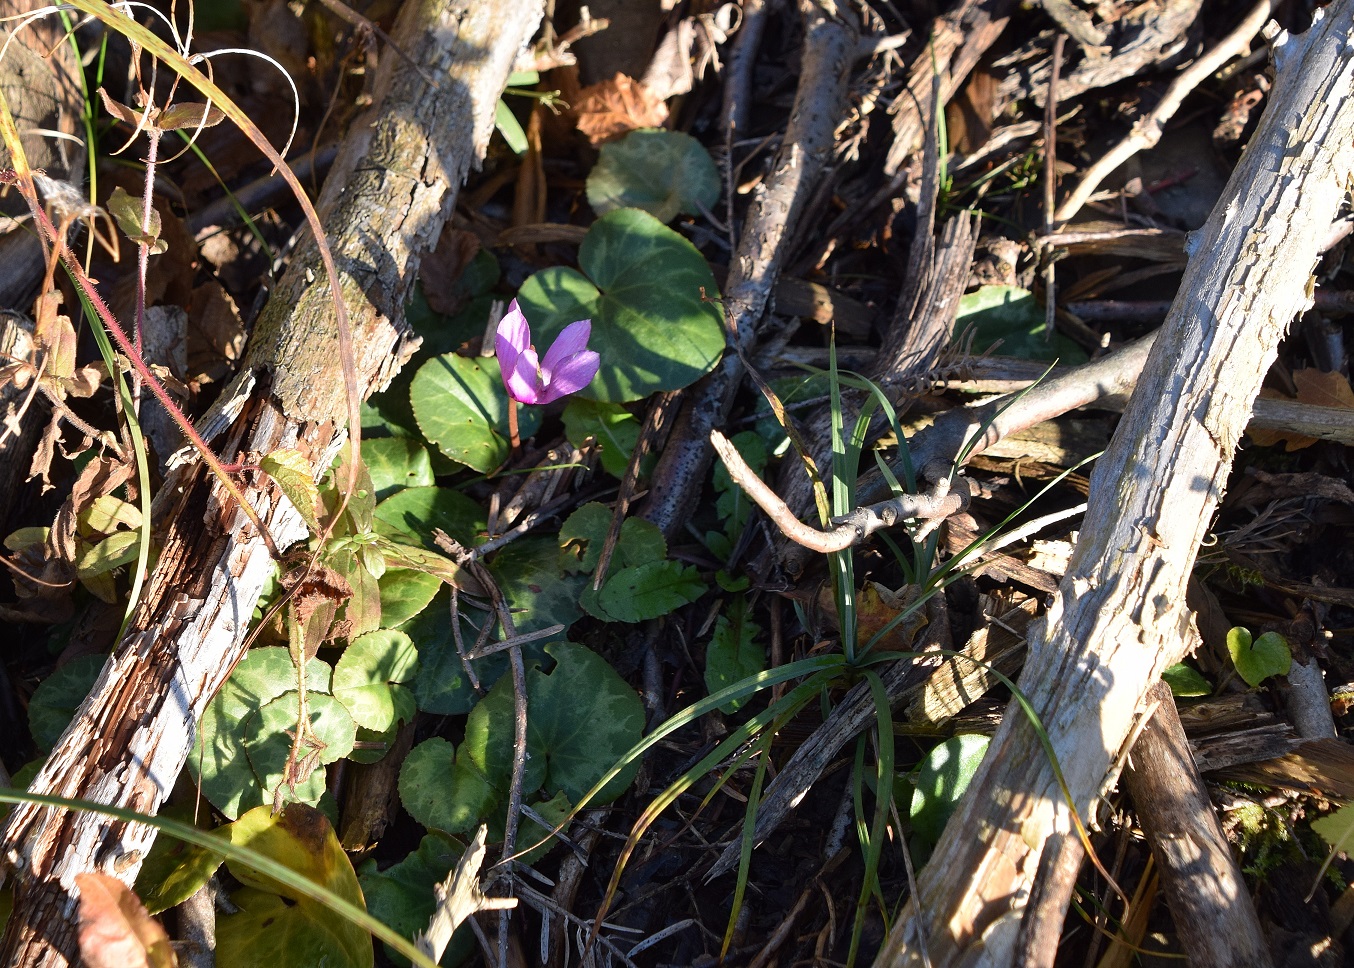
[503, 345, 543, 404]
[541, 319, 594, 373]
[537, 349, 600, 403]
[495, 301, 532, 353]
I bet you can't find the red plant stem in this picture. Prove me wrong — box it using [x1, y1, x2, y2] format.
[22, 185, 281, 559]
[507, 399, 520, 450]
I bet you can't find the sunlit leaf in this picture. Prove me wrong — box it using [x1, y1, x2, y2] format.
[216, 805, 372, 968]
[261, 450, 321, 533]
[516, 209, 725, 402]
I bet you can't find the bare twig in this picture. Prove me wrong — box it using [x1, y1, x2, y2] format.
[415, 826, 517, 965]
[710, 429, 970, 554]
[1054, 0, 1280, 222]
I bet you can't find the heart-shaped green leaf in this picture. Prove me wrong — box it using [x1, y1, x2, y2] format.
[1227, 627, 1292, 687]
[409, 353, 541, 472]
[516, 209, 725, 402]
[586, 129, 720, 222]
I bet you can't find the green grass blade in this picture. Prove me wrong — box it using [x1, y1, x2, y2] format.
[0, 788, 439, 968]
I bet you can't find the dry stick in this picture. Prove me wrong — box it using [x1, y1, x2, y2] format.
[712, 428, 971, 553]
[874, 5, 1354, 966]
[1054, 0, 1280, 223]
[1121, 683, 1273, 968]
[414, 826, 517, 964]
[640, 0, 857, 539]
[0, 4, 544, 966]
[817, 0, 1012, 251]
[1011, 830, 1083, 968]
[1041, 33, 1065, 343]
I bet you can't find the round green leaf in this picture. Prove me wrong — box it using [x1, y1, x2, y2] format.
[1227, 627, 1293, 687]
[191, 648, 331, 819]
[379, 568, 441, 627]
[362, 437, 435, 501]
[586, 129, 720, 222]
[909, 734, 991, 846]
[29, 654, 106, 751]
[516, 209, 725, 402]
[332, 630, 420, 732]
[398, 737, 499, 836]
[237, 690, 353, 815]
[489, 536, 585, 633]
[409, 352, 540, 472]
[528, 642, 645, 803]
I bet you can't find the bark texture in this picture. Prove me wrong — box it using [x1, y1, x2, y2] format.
[1123, 683, 1273, 968]
[0, 2, 543, 964]
[873, 5, 1354, 966]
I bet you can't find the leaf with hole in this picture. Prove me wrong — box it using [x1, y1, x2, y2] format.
[216, 804, 372, 968]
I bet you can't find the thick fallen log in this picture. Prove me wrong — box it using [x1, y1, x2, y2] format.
[873, 4, 1354, 965]
[0, 1, 543, 964]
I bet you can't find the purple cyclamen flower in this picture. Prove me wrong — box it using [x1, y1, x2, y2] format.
[495, 300, 600, 405]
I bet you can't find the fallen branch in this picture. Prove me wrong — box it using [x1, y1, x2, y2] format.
[640, 0, 858, 537]
[0, 2, 543, 964]
[1121, 683, 1273, 968]
[874, 5, 1354, 965]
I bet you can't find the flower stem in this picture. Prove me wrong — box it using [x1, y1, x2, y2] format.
[507, 399, 520, 450]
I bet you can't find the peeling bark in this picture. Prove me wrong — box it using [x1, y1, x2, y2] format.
[874, 4, 1354, 965]
[0, 2, 543, 963]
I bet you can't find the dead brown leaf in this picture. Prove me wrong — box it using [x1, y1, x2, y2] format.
[187, 281, 246, 385]
[572, 73, 668, 146]
[419, 228, 485, 317]
[1248, 368, 1354, 450]
[75, 872, 177, 968]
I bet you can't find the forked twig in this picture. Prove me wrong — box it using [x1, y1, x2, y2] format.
[1054, 0, 1279, 222]
[710, 428, 970, 554]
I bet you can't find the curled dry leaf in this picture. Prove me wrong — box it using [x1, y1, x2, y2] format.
[572, 73, 668, 146]
[74, 872, 177, 968]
